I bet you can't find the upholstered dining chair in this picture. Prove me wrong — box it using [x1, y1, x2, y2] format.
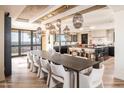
[27, 51, 32, 69]
[79, 64, 105, 88]
[49, 63, 70, 88]
[40, 58, 51, 86]
[33, 54, 41, 77]
[27, 51, 34, 71]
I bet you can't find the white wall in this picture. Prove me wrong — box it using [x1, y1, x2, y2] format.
[107, 29, 114, 43]
[114, 10, 124, 80]
[0, 10, 5, 81]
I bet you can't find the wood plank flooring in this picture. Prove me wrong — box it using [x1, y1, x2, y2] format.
[0, 57, 47, 88]
[0, 56, 124, 88]
[103, 57, 124, 88]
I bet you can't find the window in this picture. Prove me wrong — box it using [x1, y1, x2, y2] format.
[21, 46, 31, 55]
[11, 47, 19, 56]
[11, 29, 42, 57]
[33, 32, 41, 45]
[33, 46, 41, 50]
[72, 35, 77, 42]
[55, 35, 66, 42]
[11, 30, 19, 45]
[21, 31, 31, 45]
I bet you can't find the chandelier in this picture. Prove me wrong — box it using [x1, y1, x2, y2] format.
[46, 23, 56, 35]
[73, 13, 83, 29]
[36, 27, 42, 34]
[63, 25, 70, 33]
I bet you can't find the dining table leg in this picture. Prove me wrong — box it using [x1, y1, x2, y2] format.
[77, 71, 79, 88]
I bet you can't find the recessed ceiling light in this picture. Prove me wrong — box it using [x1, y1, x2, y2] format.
[48, 14, 53, 17]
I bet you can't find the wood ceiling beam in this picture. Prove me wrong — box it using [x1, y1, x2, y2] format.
[42, 5, 93, 24]
[29, 5, 63, 23]
[42, 5, 106, 24]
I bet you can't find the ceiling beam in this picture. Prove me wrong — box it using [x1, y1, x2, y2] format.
[42, 5, 94, 24]
[29, 5, 63, 23]
[13, 5, 27, 20]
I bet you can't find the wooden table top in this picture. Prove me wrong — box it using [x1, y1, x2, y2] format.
[41, 51, 101, 72]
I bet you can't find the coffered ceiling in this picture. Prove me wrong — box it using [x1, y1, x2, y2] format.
[35, 5, 77, 23]
[0, 5, 107, 23]
[17, 5, 48, 22]
[0, 5, 119, 30]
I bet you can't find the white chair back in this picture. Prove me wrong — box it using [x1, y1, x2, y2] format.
[48, 49, 56, 56]
[79, 64, 104, 88]
[33, 55, 40, 64]
[27, 51, 33, 61]
[41, 59, 50, 70]
[50, 63, 65, 78]
[89, 64, 104, 87]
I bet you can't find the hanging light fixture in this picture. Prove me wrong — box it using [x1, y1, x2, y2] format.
[56, 19, 61, 28]
[45, 23, 56, 35]
[36, 27, 42, 34]
[73, 13, 83, 29]
[63, 25, 70, 35]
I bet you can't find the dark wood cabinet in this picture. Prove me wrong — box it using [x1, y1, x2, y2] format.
[4, 15, 11, 76]
[109, 46, 114, 56]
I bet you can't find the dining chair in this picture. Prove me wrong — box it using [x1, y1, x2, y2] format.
[32, 55, 38, 72]
[49, 63, 70, 88]
[27, 51, 34, 72]
[27, 51, 32, 69]
[33, 54, 41, 77]
[79, 64, 105, 88]
[48, 48, 56, 56]
[40, 58, 51, 86]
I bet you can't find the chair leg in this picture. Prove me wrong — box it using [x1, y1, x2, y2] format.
[29, 63, 33, 72]
[27, 59, 30, 69]
[49, 77, 57, 88]
[98, 82, 104, 88]
[39, 70, 45, 79]
[47, 73, 51, 87]
[101, 82, 104, 88]
[32, 66, 37, 73]
[37, 66, 41, 77]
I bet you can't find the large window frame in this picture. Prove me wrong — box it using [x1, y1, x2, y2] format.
[11, 29, 42, 57]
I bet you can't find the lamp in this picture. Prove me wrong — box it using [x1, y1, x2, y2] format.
[36, 27, 42, 50]
[36, 27, 42, 34]
[56, 19, 61, 28]
[73, 13, 83, 29]
[63, 25, 70, 35]
[45, 23, 56, 35]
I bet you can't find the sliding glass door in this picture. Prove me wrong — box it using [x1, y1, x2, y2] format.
[11, 29, 42, 57]
[20, 31, 31, 55]
[11, 30, 19, 56]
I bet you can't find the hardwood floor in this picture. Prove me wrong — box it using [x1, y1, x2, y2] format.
[0, 57, 47, 88]
[103, 57, 124, 88]
[0, 56, 124, 88]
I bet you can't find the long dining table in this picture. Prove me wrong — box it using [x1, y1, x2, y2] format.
[40, 50, 101, 88]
